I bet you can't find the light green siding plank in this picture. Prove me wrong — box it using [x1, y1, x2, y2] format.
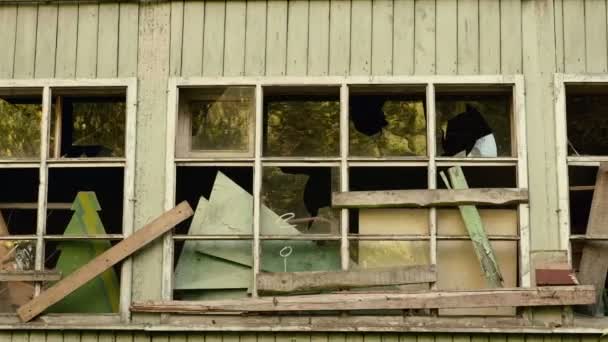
[266, 0, 288, 76]
[457, 0, 479, 74]
[14, 5, 38, 79]
[28, 332, 45, 342]
[258, 333, 275, 342]
[435, 334, 452, 342]
[181, 0, 205, 76]
[206, 333, 222, 342]
[0, 331, 10, 342]
[152, 334, 169, 342]
[417, 335, 434, 342]
[346, 333, 363, 342]
[134, 332, 151, 342]
[46, 331, 64, 342]
[0, 5, 17, 78]
[286, 0, 309, 76]
[56, 4, 78, 78]
[392, 0, 414, 75]
[118, 2, 139, 77]
[453, 335, 470, 342]
[381, 334, 398, 342]
[561, 335, 580, 342]
[186, 333, 204, 342]
[11, 332, 29, 342]
[132, 0, 171, 306]
[581, 337, 599, 342]
[64, 331, 82, 342]
[479, 0, 500, 74]
[372, 0, 393, 75]
[76, 3, 99, 78]
[399, 334, 416, 342]
[506, 335, 523, 342]
[169, 0, 184, 77]
[329, 333, 347, 342]
[364, 334, 381, 342]
[328, 0, 350, 75]
[563, 0, 586, 73]
[97, 3, 120, 78]
[116, 332, 134, 342]
[82, 331, 99, 342]
[350, 0, 372, 75]
[523, 0, 559, 250]
[223, 0, 246, 76]
[245, 0, 267, 76]
[169, 334, 187, 342]
[99, 331, 116, 342]
[414, 0, 435, 74]
[554, 0, 565, 72]
[312, 333, 329, 342]
[223, 333, 240, 342]
[500, 0, 522, 73]
[488, 335, 506, 342]
[435, 0, 457, 75]
[34, 4, 58, 78]
[471, 335, 488, 342]
[307, 0, 330, 76]
[584, 0, 607, 72]
[203, 0, 226, 76]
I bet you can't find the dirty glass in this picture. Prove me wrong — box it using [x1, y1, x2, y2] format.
[349, 87, 427, 157]
[0, 91, 42, 159]
[261, 166, 339, 235]
[50, 93, 126, 158]
[566, 85, 608, 156]
[185, 86, 254, 153]
[349, 241, 430, 269]
[263, 87, 340, 157]
[436, 89, 512, 157]
[261, 240, 341, 272]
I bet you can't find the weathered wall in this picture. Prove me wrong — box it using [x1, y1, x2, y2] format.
[0, 0, 606, 335]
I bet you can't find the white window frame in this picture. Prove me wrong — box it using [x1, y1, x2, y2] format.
[163, 75, 530, 307]
[0, 78, 137, 324]
[554, 73, 608, 263]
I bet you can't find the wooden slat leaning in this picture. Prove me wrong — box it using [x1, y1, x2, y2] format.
[332, 188, 528, 209]
[131, 285, 596, 313]
[257, 265, 436, 295]
[17, 201, 194, 322]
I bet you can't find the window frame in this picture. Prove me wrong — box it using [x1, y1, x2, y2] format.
[164, 75, 529, 307]
[554, 73, 608, 262]
[0, 78, 137, 324]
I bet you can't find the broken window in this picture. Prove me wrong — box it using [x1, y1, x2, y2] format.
[0, 81, 135, 319]
[565, 85, 608, 156]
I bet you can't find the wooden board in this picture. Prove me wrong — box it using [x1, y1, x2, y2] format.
[131, 285, 596, 313]
[535, 269, 578, 286]
[17, 201, 193, 322]
[576, 162, 608, 316]
[0, 271, 60, 282]
[445, 167, 503, 288]
[332, 189, 528, 209]
[257, 265, 436, 295]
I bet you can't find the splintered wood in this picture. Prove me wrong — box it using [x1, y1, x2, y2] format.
[332, 188, 528, 208]
[577, 162, 608, 316]
[17, 201, 194, 322]
[131, 286, 595, 313]
[257, 265, 436, 295]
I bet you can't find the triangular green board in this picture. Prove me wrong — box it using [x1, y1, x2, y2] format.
[46, 192, 120, 313]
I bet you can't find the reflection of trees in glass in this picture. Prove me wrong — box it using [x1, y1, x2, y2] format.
[566, 94, 608, 156]
[0, 98, 41, 158]
[190, 87, 254, 152]
[349, 99, 427, 157]
[71, 101, 126, 157]
[262, 167, 339, 234]
[436, 95, 511, 156]
[264, 97, 340, 157]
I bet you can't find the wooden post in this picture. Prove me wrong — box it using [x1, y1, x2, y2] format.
[444, 166, 503, 288]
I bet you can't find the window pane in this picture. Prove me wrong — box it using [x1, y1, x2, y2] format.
[350, 241, 430, 269]
[261, 240, 340, 272]
[50, 89, 126, 158]
[263, 87, 340, 157]
[0, 239, 36, 313]
[566, 85, 608, 156]
[436, 86, 513, 157]
[180, 86, 254, 155]
[436, 166, 517, 189]
[0, 89, 42, 159]
[0, 168, 38, 235]
[44, 240, 121, 313]
[261, 166, 339, 235]
[349, 86, 427, 157]
[46, 168, 124, 235]
[568, 166, 597, 235]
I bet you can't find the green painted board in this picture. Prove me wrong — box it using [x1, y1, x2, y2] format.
[47, 192, 120, 313]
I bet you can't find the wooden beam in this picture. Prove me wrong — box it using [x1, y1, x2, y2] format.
[332, 188, 528, 208]
[131, 286, 596, 313]
[577, 162, 608, 316]
[444, 167, 504, 288]
[569, 185, 595, 192]
[17, 201, 194, 322]
[0, 203, 72, 210]
[0, 271, 61, 282]
[257, 265, 436, 295]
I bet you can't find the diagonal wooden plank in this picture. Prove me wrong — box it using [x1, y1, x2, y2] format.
[577, 162, 608, 316]
[17, 201, 193, 322]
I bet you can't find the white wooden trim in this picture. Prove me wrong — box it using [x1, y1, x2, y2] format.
[514, 76, 530, 287]
[426, 83, 437, 288]
[340, 84, 349, 270]
[252, 84, 263, 296]
[554, 74, 571, 260]
[0, 78, 137, 88]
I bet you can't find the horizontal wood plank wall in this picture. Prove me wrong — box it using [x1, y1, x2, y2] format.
[0, 332, 606, 341]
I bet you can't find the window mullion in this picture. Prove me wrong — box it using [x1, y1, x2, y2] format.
[340, 83, 349, 271]
[252, 84, 263, 297]
[35, 86, 51, 297]
[426, 83, 437, 289]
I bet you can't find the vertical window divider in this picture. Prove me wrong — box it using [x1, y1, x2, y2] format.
[252, 84, 263, 297]
[340, 83, 349, 271]
[553, 74, 571, 263]
[35, 85, 51, 297]
[426, 83, 437, 290]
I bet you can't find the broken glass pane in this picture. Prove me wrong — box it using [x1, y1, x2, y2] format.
[0, 168, 38, 235]
[0, 89, 42, 159]
[263, 87, 340, 157]
[566, 85, 608, 156]
[261, 240, 340, 272]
